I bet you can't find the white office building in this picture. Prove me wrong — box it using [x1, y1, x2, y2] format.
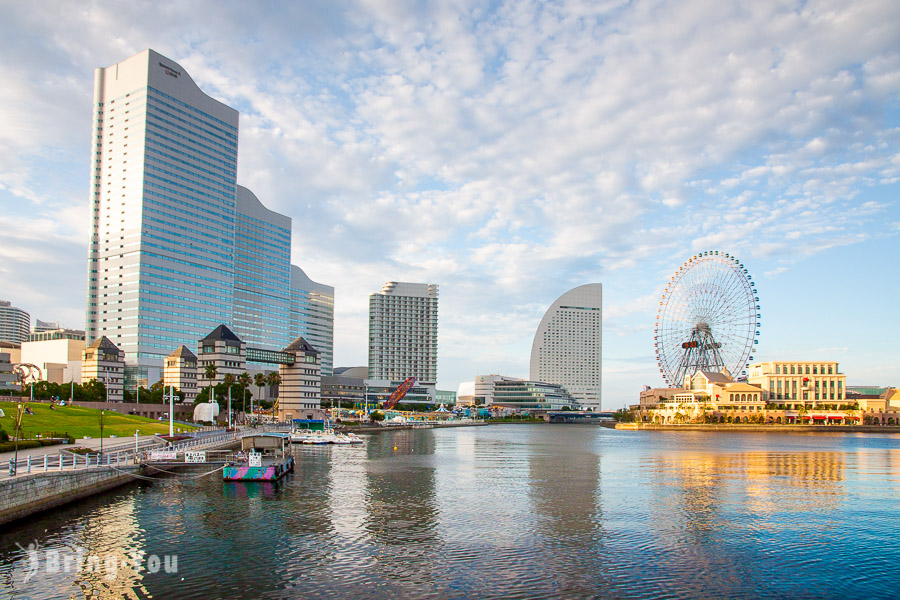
[84, 48, 325, 386]
[368, 282, 438, 386]
[290, 266, 334, 376]
[529, 284, 603, 411]
[0, 301, 30, 344]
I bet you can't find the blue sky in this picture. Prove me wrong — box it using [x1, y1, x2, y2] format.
[0, 0, 897, 408]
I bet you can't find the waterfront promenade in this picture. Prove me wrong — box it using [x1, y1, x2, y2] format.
[0, 429, 241, 526]
[617, 422, 900, 433]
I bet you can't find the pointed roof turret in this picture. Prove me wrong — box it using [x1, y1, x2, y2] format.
[284, 336, 319, 355]
[202, 324, 242, 343]
[168, 345, 197, 360]
[88, 336, 121, 351]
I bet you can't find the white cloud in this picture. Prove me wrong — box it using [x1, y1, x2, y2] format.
[0, 0, 898, 403]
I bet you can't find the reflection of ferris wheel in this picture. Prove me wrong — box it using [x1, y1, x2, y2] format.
[654, 250, 760, 387]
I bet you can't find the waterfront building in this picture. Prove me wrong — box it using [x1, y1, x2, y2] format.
[0, 342, 20, 365]
[748, 361, 846, 407]
[436, 389, 456, 406]
[324, 367, 436, 408]
[290, 266, 334, 376]
[163, 346, 199, 402]
[368, 282, 438, 389]
[0, 352, 16, 394]
[529, 284, 602, 411]
[84, 48, 322, 388]
[81, 337, 125, 402]
[20, 334, 85, 384]
[474, 374, 578, 411]
[278, 336, 321, 420]
[455, 381, 475, 406]
[197, 325, 246, 388]
[0, 300, 30, 344]
[233, 186, 292, 357]
[26, 328, 85, 343]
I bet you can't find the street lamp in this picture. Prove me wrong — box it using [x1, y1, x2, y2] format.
[10, 402, 24, 476]
[99, 410, 104, 455]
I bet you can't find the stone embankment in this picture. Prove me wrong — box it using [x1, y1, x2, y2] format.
[616, 423, 900, 433]
[0, 464, 142, 526]
[0, 433, 240, 526]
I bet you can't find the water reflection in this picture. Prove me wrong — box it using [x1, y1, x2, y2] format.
[363, 430, 442, 590]
[528, 427, 604, 597]
[2, 429, 900, 600]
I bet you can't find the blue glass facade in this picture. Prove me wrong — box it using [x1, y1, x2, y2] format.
[86, 49, 307, 381]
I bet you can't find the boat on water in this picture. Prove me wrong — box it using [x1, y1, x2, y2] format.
[290, 418, 365, 445]
[224, 433, 295, 481]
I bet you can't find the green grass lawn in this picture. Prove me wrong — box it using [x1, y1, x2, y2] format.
[0, 401, 197, 439]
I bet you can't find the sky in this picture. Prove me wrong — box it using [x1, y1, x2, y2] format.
[0, 0, 897, 409]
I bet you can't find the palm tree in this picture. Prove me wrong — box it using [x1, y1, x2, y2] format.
[266, 371, 282, 399]
[223, 373, 236, 424]
[253, 372, 266, 419]
[204, 363, 217, 405]
[238, 372, 251, 415]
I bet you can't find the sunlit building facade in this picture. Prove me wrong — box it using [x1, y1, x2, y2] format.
[0, 301, 30, 344]
[530, 284, 602, 411]
[368, 282, 438, 386]
[84, 48, 317, 386]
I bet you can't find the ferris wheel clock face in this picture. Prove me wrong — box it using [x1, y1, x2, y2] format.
[654, 251, 760, 387]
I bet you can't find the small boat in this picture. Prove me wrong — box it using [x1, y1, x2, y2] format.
[224, 433, 294, 482]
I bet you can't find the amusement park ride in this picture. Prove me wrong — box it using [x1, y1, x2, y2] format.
[383, 377, 417, 410]
[654, 251, 760, 387]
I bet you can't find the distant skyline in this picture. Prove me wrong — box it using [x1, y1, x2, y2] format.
[0, 1, 897, 408]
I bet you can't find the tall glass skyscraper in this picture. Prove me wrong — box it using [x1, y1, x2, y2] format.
[85, 49, 321, 384]
[529, 284, 602, 411]
[368, 282, 438, 385]
[290, 266, 334, 376]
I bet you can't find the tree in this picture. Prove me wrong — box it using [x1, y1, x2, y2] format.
[370, 410, 385, 422]
[238, 372, 251, 414]
[204, 364, 218, 406]
[254, 372, 266, 416]
[266, 371, 282, 400]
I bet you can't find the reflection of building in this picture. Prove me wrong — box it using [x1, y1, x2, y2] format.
[530, 284, 602, 411]
[20, 331, 85, 384]
[164, 346, 199, 402]
[0, 300, 30, 343]
[368, 282, 438, 388]
[82, 336, 125, 401]
[474, 374, 578, 411]
[748, 361, 846, 406]
[290, 266, 334, 376]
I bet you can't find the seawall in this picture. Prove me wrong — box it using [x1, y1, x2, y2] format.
[616, 423, 900, 433]
[0, 464, 142, 527]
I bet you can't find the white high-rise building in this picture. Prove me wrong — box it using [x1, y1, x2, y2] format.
[529, 284, 602, 411]
[290, 266, 334, 376]
[0, 300, 30, 344]
[84, 49, 317, 386]
[368, 282, 438, 385]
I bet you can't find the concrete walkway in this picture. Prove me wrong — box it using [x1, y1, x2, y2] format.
[0, 435, 164, 464]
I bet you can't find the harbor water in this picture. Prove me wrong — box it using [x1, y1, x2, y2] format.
[1, 425, 899, 599]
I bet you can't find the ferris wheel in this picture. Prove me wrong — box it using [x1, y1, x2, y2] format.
[654, 250, 760, 387]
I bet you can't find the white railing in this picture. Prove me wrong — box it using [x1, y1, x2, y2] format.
[0, 431, 239, 479]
